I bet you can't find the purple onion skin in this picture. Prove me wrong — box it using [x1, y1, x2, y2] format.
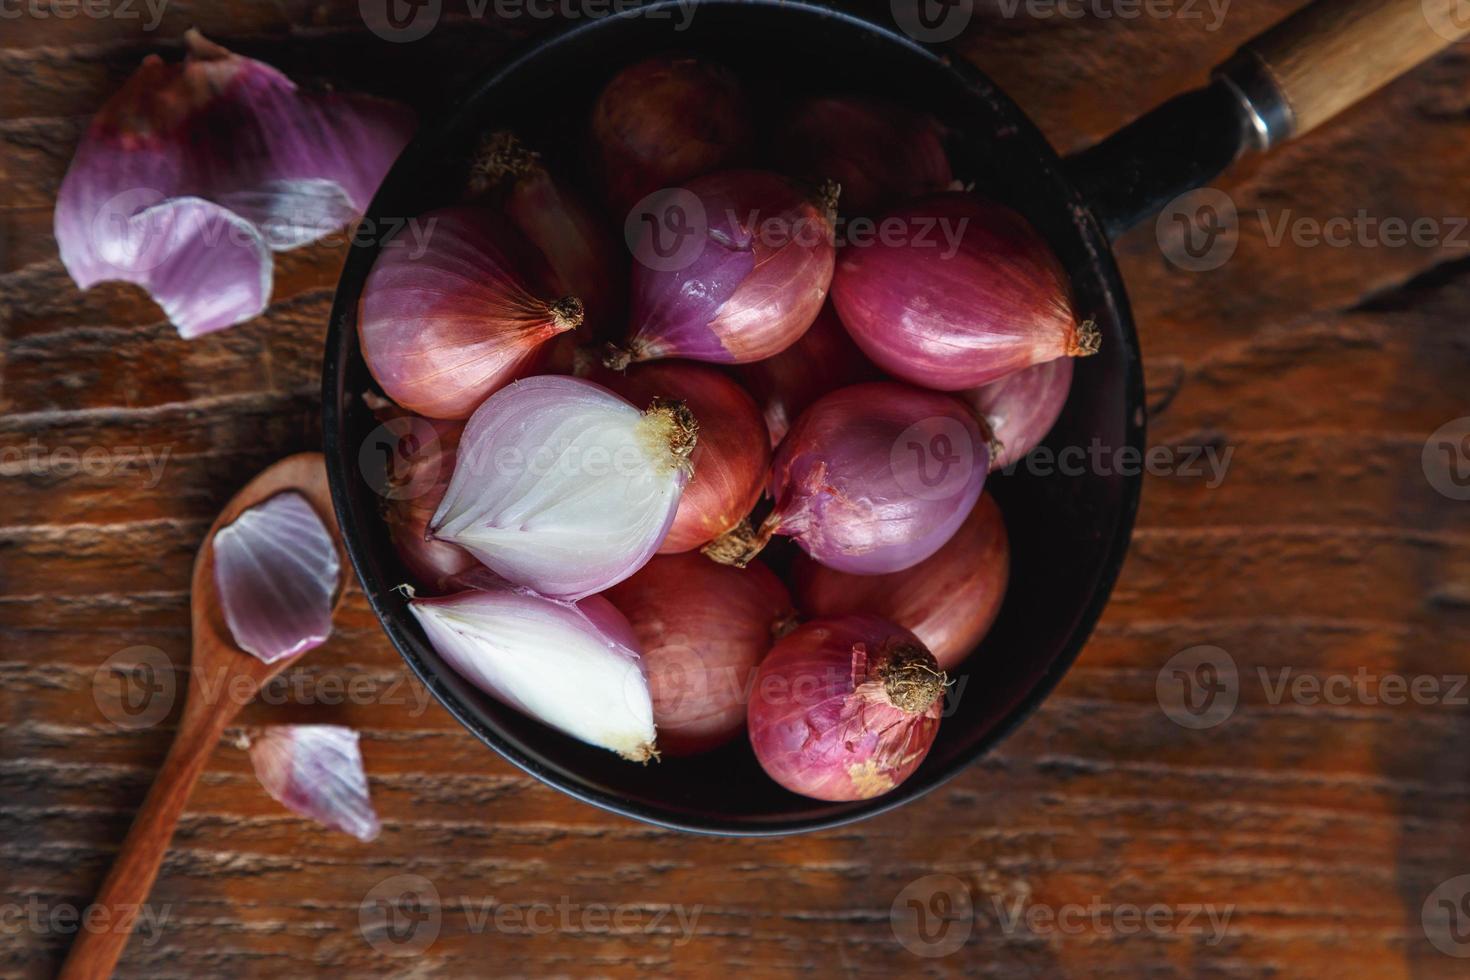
[831, 193, 1088, 391]
[776, 96, 952, 216]
[748, 615, 943, 801]
[960, 356, 1073, 472]
[625, 170, 834, 365]
[768, 382, 987, 575]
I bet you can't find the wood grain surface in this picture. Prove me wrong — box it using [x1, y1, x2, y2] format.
[3, 2, 1470, 977]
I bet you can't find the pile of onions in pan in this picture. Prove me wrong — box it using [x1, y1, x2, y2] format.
[362, 54, 1094, 802]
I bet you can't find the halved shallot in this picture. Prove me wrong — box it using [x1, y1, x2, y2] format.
[408, 585, 657, 761]
[429, 376, 696, 600]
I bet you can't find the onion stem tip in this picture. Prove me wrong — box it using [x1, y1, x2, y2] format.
[1069, 318, 1102, 357]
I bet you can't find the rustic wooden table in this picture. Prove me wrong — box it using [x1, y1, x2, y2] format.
[4, 2, 1470, 977]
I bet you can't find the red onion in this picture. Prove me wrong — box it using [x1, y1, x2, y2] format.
[735, 301, 880, 446]
[591, 54, 752, 213]
[959, 356, 1073, 472]
[244, 725, 380, 842]
[715, 382, 987, 575]
[748, 615, 945, 801]
[429, 375, 696, 600]
[409, 585, 657, 761]
[365, 394, 475, 592]
[592, 361, 769, 554]
[776, 96, 952, 216]
[830, 193, 1097, 390]
[358, 207, 583, 420]
[605, 553, 794, 756]
[609, 170, 835, 368]
[792, 493, 1008, 671]
[469, 131, 622, 338]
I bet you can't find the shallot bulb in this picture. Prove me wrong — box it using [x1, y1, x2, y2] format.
[735, 301, 879, 446]
[364, 394, 474, 592]
[244, 725, 380, 842]
[54, 30, 414, 338]
[605, 554, 794, 756]
[960, 356, 1073, 472]
[610, 170, 835, 368]
[358, 207, 583, 419]
[592, 361, 770, 554]
[776, 96, 953, 216]
[715, 382, 987, 575]
[429, 375, 697, 600]
[793, 493, 1009, 671]
[830, 193, 1098, 390]
[469, 131, 622, 337]
[409, 586, 656, 761]
[591, 54, 752, 212]
[748, 615, 946, 801]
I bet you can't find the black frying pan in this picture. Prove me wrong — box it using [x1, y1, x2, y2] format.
[323, 0, 1464, 834]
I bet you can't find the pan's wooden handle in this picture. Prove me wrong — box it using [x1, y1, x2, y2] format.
[1221, 0, 1469, 145]
[58, 702, 226, 980]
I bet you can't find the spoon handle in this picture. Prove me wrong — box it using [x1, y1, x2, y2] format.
[58, 699, 228, 980]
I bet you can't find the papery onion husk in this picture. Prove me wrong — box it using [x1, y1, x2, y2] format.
[717, 382, 987, 575]
[54, 30, 414, 338]
[468, 131, 623, 338]
[605, 553, 794, 756]
[590, 360, 770, 554]
[735, 300, 880, 446]
[775, 95, 953, 217]
[358, 206, 583, 420]
[959, 356, 1073, 472]
[610, 170, 836, 368]
[364, 393, 475, 592]
[244, 725, 380, 842]
[793, 493, 1009, 671]
[408, 585, 657, 761]
[590, 54, 753, 213]
[213, 490, 341, 664]
[748, 615, 945, 801]
[429, 375, 696, 600]
[830, 193, 1097, 391]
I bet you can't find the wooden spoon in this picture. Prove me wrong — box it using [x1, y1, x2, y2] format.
[60, 452, 351, 980]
